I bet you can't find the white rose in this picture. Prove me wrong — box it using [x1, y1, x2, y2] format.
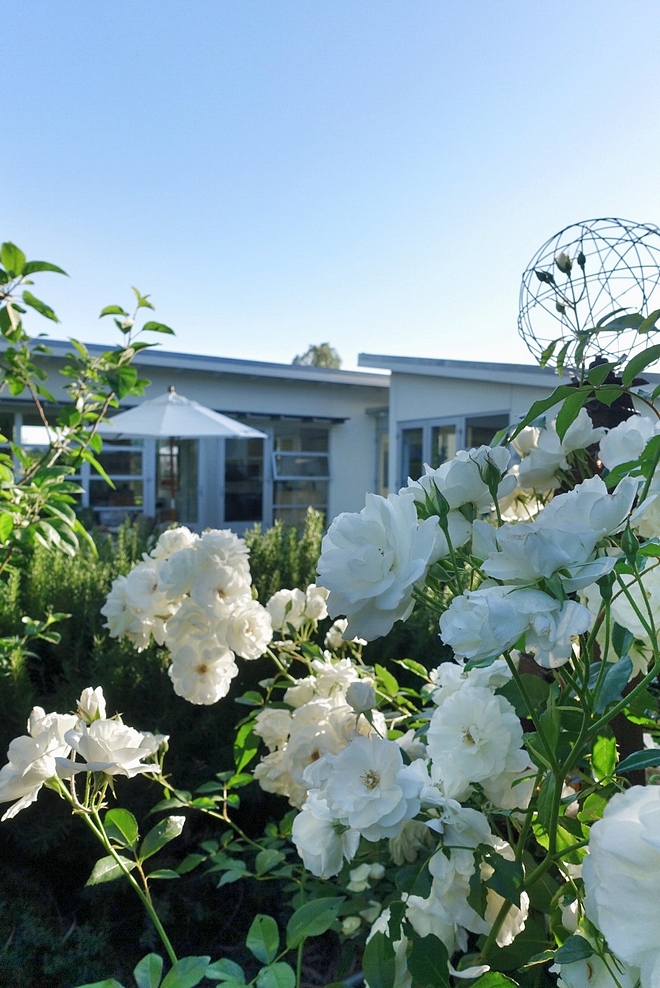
[599, 415, 658, 471]
[304, 584, 330, 621]
[150, 526, 198, 560]
[317, 492, 439, 641]
[57, 720, 167, 778]
[439, 586, 550, 662]
[253, 708, 293, 751]
[167, 642, 238, 705]
[291, 792, 359, 878]
[77, 686, 107, 723]
[403, 446, 515, 513]
[323, 735, 424, 841]
[346, 681, 377, 714]
[583, 785, 660, 988]
[266, 588, 307, 632]
[0, 708, 77, 820]
[224, 598, 272, 660]
[427, 686, 524, 792]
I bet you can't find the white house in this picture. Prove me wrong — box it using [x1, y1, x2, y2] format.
[1, 341, 388, 532]
[357, 353, 656, 492]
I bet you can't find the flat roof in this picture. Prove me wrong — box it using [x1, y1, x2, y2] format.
[29, 340, 390, 389]
[358, 352, 660, 387]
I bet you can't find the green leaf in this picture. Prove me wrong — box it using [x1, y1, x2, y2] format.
[539, 338, 559, 368]
[555, 340, 571, 377]
[594, 656, 632, 713]
[375, 663, 399, 696]
[637, 308, 660, 334]
[256, 963, 296, 988]
[105, 808, 139, 849]
[176, 853, 206, 875]
[22, 259, 68, 276]
[362, 931, 396, 988]
[509, 385, 576, 440]
[142, 320, 175, 335]
[1, 242, 26, 277]
[246, 915, 279, 964]
[134, 953, 164, 988]
[285, 896, 345, 949]
[106, 365, 138, 399]
[407, 934, 450, 988]
[22, 290, 58, 322]
[85, 854, 136, 886]
[218, 868, 247, 886]
[233, 723, 260, 772]
[100, 304, 129, 318]
[554, 935, 594, 964]
[591, 734, 617, 780]
[148, 869, 181, 880]
[471, 975, 519, 988]
[622, 344, 660, 386]
[140, 815, 186, 861]
[481, 847, 524, 908]
[0, 511, 13, 543]
[205, 959, 245, 982]
[587, 361, 619, 386]
[617, 748, 660, 774]
[255, 849, 285, 875]
[612, 622, 634, 659]
[555, 389, 593, 441]
[161, 956, 212, 988]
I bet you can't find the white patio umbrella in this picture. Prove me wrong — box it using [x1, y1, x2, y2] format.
[100, 386, 267, 520]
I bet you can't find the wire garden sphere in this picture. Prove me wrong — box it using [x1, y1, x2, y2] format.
[518, 218, 660, 374]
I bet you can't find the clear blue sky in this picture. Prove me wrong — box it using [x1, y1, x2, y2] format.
[4, 1, 660, 370]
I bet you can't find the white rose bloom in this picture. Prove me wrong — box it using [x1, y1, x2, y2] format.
[525, 599, 592, 669]
[101, 575, 154, 651]
[406, 881, 467, 957]
[367, 909, 413, 988]
[481, 758, 536, 810]
[190, 561, 252, 609]
[266, 588, 307, 632]
[324, 618, 349, 649]
[197, 528, 251, 577]
[253, 749, 294, 799]
[347, 862, 373, 892]
[157, 545, 198, 599]
[389, 819, 435, 865]
[283, 677, 317, 708]
[224, 598, 272, 659]
[283, 718, 347, 807]
[310, 656, 365, 697]
[512, 426, 540, 458]
[439, 586, 551, 662]
[253, 708, 293, 751]
[430, 657, 513, 705]
[56, 719, 166, 778]
[427, 686, 524, 792]
[599, 414, 658, 471]
[583, 785, 660, 988]
[304, 584, 330, 621]
[317, 492, 439, 641]
[518, 410, 605, 491]
[346, 681, 377, 714]
[168, 642, 238, 705]
[292, 791, 360, 878]
[324, 735, 424, 841]
[164, 597, 228, 652]
[150, 526, 198, 560]
[634, 468, 660, 540]
[77, 686, 107, 724]
[0, 708, 78, 820]
[403, 446, 515, 513]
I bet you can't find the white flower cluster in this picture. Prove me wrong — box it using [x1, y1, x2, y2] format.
[0, 687, 167, 821]
[101, 527, 273, 704]
[253, 654, 384, 808]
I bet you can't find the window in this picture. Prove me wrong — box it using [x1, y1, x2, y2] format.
[225, 437, 264, 523]
[399, 413, 509, 487]
[271, 422, 330, 528]
[91, 437, 145, 526]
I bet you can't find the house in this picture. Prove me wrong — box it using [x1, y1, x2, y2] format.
[1, 341, 388, 532]
[357, 353, 657, 491]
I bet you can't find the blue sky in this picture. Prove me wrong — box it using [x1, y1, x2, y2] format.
[4, 1, 660, 370]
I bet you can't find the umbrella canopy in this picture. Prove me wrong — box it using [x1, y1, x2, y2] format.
[99, 386, 267, 440]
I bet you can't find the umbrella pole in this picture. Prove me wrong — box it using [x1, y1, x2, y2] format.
[169, 436, 177, 522]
